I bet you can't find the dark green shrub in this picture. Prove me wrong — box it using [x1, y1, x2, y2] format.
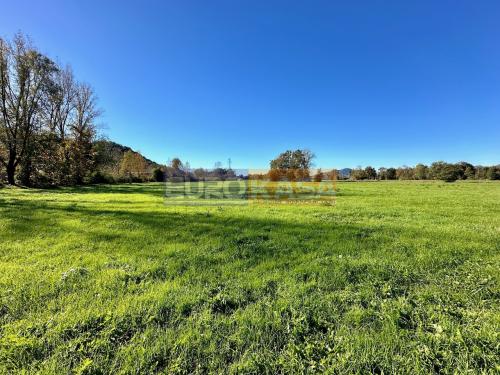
[386, 168, 397, 180]
[486, 165, 500, 180]
[88, 171, 115, 184]
[430, 162, 461, 182]
[153, 168, 165, 182]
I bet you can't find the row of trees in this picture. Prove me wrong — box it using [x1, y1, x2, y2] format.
[103, 156, 243, 184]
[351, 162, 500, 182]
[0, 34, 100, 186]
[264, 150, 499, 182]
[152, 158, 243, 182]
[99, 153, 500, 185]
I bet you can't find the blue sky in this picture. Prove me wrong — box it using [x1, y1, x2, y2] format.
[2, 1, 499, 168]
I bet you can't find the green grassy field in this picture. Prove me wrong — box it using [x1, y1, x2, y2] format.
[0, 181, 499, 374]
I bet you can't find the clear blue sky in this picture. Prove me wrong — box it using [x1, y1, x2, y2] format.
[2, 1, 499, 168]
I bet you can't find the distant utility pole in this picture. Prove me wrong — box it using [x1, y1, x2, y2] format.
[228, 158, 232, 170]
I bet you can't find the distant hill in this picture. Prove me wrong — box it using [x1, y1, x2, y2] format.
[93, 139, 162, 175]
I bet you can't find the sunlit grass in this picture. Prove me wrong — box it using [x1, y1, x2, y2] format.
[0, 181, 499, 373]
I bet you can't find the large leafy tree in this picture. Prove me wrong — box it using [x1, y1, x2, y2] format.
[364, 166, 377, 179]
[270, 149, 314, 170]
[0, 34, 57, 184]
[414, 164, 429, 180]
[269, 149, 314, 180]
[429, 161, 461, 182]
[69, 83, 100, 184]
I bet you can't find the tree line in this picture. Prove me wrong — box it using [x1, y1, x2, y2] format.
[125, 152, 500, 183]
[258, 150, 499, 182]
[0, 33, 102, 186]
[349, 162, 500, 182]
[90, 154, 244, 184]
[152, 158, 243, 182]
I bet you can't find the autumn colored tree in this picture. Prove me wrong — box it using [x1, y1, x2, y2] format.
[270, 149, 314, 181]
[414, 164, 429, 180]
[396, 166, 415, 180]
[268, 168, 281, 182]
[326, 169, 337, 181]
[313, 169, 324, 182]
[119, 151, 148, 181]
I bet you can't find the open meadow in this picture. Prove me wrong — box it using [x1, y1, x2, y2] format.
[0, 181, 499, 374]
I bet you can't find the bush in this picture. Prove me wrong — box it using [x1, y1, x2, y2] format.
[313, 169, 324, 182]
[0, 170, 6, 186]
[116, 175, 145, 183]
[88, 171, 115, 184]
[440, 166, 460, 182]
[153, 168, 165, 182]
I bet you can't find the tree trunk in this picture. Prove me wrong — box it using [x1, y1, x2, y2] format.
[6, 159, 15, 185]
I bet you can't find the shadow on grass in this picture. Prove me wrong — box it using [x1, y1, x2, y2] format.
[0, 197, 384, 263]
[0, 183, 167, 198]
[0, 195, 475, 275]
